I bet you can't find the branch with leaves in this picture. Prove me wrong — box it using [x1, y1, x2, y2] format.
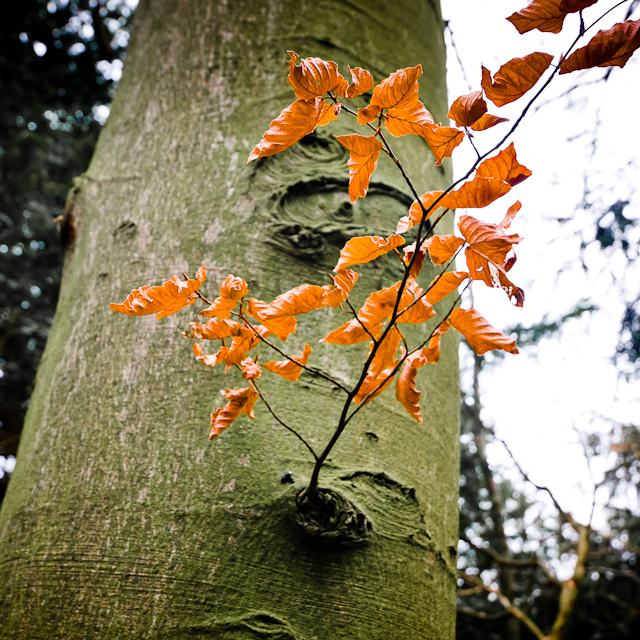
[110, 0, 640, 501]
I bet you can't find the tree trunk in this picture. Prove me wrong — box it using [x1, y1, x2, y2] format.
[0, 1, 459, 638]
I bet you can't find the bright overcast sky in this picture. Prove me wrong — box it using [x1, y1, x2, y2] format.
[441, 0, 640, 532]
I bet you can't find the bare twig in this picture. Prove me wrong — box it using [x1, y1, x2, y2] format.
[251, 378, 318, 461]
[343, 297, 378, 343]
[195, 290, 214, 306]
[459, 572, 547, 639]
[497, 435, 583, 529]
[457, 607, 510, 621]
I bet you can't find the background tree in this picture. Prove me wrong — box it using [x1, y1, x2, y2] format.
[0, 0, 461, 637]
[456, 345, 640, 640]
[0, 0, 133, 501]
[443, 2, 640, 637]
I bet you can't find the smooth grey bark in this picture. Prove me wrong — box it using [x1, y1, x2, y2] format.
[0, 0, 459, 638]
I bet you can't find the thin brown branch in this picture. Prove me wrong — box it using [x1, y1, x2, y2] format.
[343, 284, 469, 424]
[462, 534, 545, 571]
[457, 606, 510, 621]
[459, 573, 546, 640]
[251, 378, 318, 461]
[393, 243, 464, 324]
[238, 315, 350, 394]
[194, 290, 214, 306]
[343, 297, 378, 343]
[497, 435, 583, 529]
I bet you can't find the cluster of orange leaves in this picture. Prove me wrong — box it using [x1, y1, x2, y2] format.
[111, 0, 640, 438]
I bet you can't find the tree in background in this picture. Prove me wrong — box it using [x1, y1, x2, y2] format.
[446, 1, 640, 637]
[0, 0, 132, 500]
[457, 344, 640, 639]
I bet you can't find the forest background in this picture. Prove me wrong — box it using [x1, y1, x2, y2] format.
[0, 0, 638, 638]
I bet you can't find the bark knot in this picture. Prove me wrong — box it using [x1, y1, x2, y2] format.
[294, 487, 372, 545]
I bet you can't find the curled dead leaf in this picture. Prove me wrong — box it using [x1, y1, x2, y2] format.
[481, 53, 553, 107]
[263, 344, 312, 382]
[335, 134, 384, 203]
[450, 308, 518, 355]
[334, 234, 404, 272]
[111, 267, 206, 320]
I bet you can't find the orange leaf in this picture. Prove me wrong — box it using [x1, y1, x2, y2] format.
[226, 387, 258, 419]
[396, 351, 429, 422]
[324, 270, 359, 308]
[560, 20, 640, 74]
[336, 66, 374, 99]
[384, 101, 434, 137]
[262, 284, 329, 317]
[507, 0, 567, 35]
[334, 234, 404, 272]
[441, 176, 512, 209]
[111, 267, 206, 320]
[398, 296, 435, 325]
[263, 344, 312, 382]
[240, 357, 261, 380]
[224, 327, 257, 366]
[323, 318, 384, 345]
[481, 53, 554, 107]
[357, 104, 382, 125]
[458, 214, 522, 252]
[403, 242, 427, 279]
[198, 299, 235, 322]
[200, 274, 248, 319]
[422, 322, 450, 364]
[423, 125, 465, 166]
[421, 336, 442, 366]
[450, 308, 518, 355]
[499, 201, 522, 230]
[248, 98, 328, 162]
[210, 387, 259, 440]
[423, 235, 465, 266]
[397, 281, 435, 325]
[470, 113, 509, 132]
[354, 364, 398, 406]
[370, 65, 422, 110]
[335, 134, 384, 203]
[193, 342, 229, 367]
[357, 282, 409, 328]
[459, 215, 524, 306]
[186, 317, 245, 340]
[220, 274, 249, 300]
[558, 0, 598, 11]
[508, 0, 598, 35]
[368, 326, 402, 378]
[286, 51, 346, 100]
[323, 282, 404, 345]
[246, 299, 297, 341]
[317, 100, 340, 127]
[425, 271, 470, 304]
[398, 190, 445, 233]
[465, 250, 524, 307]
[448, 91, 487, 128]
[476, 143, 532, 187]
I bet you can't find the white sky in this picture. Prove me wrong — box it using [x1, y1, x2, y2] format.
[441, 0, 640, 537]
